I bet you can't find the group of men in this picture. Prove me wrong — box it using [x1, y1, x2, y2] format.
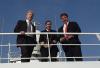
[14, 10, 82, 62]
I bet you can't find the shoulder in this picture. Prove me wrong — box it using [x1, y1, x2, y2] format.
[17, 20, 25, 22]
[69, 21, 77, 24]
[17, 20, 26, 24]
[58, 26, 63, 30]
[41, 30, 46, 32]
[69, 21, 79, 26]
[51, 30, 56, 32]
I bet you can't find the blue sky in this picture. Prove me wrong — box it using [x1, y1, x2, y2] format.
[0, 0, 100, 62]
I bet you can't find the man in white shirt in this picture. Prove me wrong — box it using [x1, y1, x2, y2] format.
[58, 13, 82, 61]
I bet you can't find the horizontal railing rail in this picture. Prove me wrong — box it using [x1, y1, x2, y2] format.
[0, 32, 100, 35]
[1, 44, 100, 46]
[1, 56, 100, 60]
[0, 32, 100, 62]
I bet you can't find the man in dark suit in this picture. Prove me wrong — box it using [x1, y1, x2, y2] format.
[39, 20, 59, 62]
[58, 13, 82, 61]
[14, 10, 37, 62]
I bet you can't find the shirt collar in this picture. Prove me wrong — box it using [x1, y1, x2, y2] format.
[26, 19, 29, 23]
[63, 21, 69, 26]
[46, 29, 51, 32]
[26, 19, 32, 25]
[67, 21, 69, 25]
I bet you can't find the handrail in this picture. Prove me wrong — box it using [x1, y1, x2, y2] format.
[0, 32, 100, 35]
[1, 44, 100, 46]
[1, 56, 100, 60]
[0, 32, 100, 62]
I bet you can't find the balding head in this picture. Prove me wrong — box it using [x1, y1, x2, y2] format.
[26, 10, 34, 21]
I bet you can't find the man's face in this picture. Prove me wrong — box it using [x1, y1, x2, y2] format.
[61, 15, 68, 24]
[45, 22, 52, 31]
[26, 11, 33, 21]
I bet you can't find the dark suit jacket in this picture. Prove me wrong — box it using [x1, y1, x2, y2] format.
[14, 20, 36, 46]
[39, 29, 58, 44]
[39, 29, 58, 51]
[58, 21, 81, 44]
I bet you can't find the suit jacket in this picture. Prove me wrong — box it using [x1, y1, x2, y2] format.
[58, 21, 81, 44]
[39, 29, 58, 51]
[39, 29, 58, 44]
[14, 20, 36, 46]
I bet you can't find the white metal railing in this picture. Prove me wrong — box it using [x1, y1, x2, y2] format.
[0, 32, 100, 63]
[1, 44, 100, 46]
[0, 32, 100, 35]
[1, 56, 100, 59]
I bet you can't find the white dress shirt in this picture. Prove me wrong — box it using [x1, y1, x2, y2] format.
[63, 22, 69, 37]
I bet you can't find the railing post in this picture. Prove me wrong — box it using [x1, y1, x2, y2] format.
[0, 56, 1, 63]
[57, 42, 62, 62]
[8, 42, 11, 63]
[46, 33, 51, 62]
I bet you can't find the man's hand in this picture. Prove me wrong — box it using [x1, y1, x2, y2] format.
[65, 35, 74, 40]
[60, 37, 66, 42]
[20, 31, 25, 35]
[60, 35, 74, 42]
[40, 42, 45, 45]
[52, 40, 57, 44]
[40, 42, 48, 48]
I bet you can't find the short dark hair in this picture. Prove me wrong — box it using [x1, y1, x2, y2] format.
[60, 13, 68, 18]
[45, 20, 52, 25]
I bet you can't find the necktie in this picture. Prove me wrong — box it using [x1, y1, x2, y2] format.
[27, 23, 32, 32]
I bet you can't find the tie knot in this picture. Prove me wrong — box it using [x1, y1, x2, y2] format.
[29, 22, 32, 24]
